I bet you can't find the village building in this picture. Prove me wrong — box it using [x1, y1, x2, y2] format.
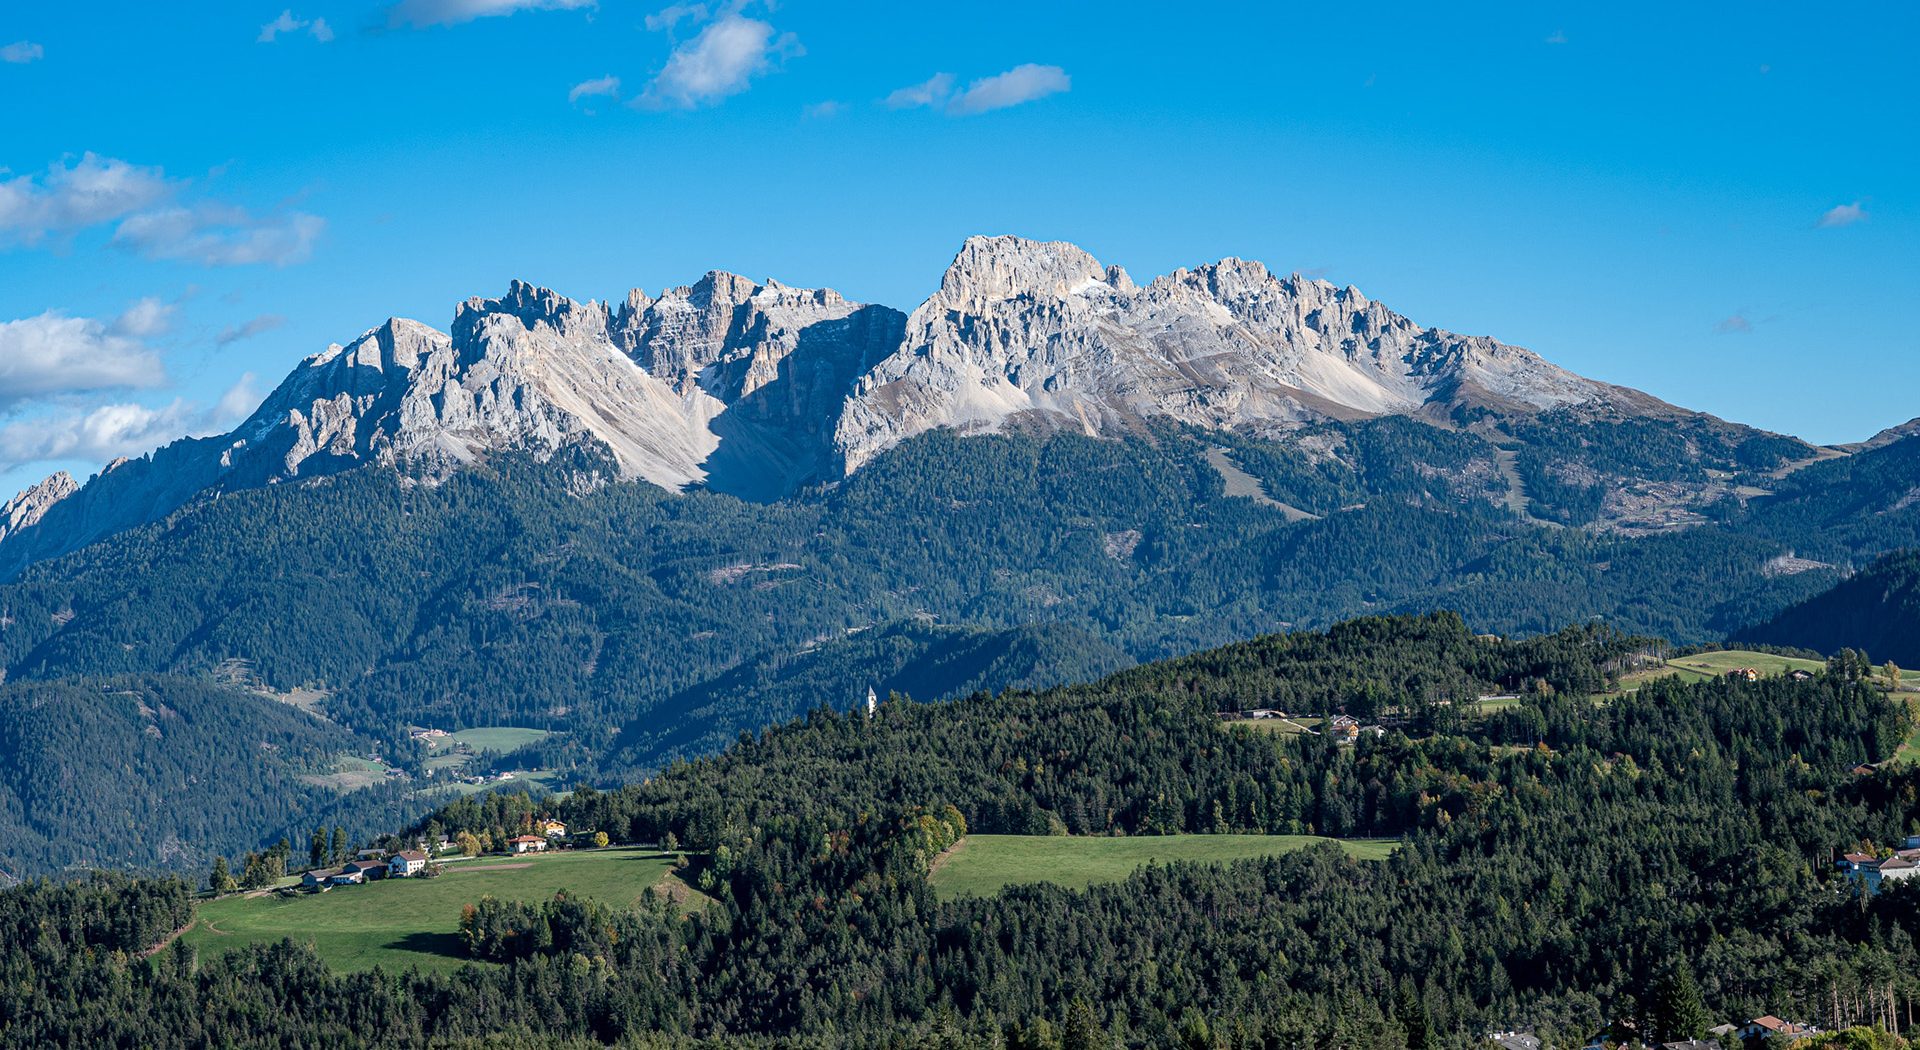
[302, 867, 341, 889]
[388, 850, 429, 878]
[1488, 1031, 1541, 1050]
[1736, 1016, 1817, 1042]
[538, 819, 567, 838]
[342, 859, 386, 881]
[327, 869, 364, 886]
[508, 835, 549, 854]
[1660, 1040, 1723, 1050]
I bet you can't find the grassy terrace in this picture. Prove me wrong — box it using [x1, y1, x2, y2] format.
[184, 847, 697, 974]
[928, 833, 1396, 901]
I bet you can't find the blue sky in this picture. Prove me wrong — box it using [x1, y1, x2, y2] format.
[1, 1, 1913, 500]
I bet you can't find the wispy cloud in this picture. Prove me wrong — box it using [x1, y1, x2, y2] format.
[949, 64, 1070, 115]
[114, 297, 177, 339]
[258, 10, 334, 43]
[386, 0, 594, 29]
[886, 65, 1070, 116]
[212, 373, 263, 424]
[569, 75, 622, 104]
[1715, 313, 1753, 335]
[0, 308, 168, 410]
[640, 12, 797, 109]
[884, 73, 953, 110]
[216, 314, 287, 346]
[112, 206, 324, 267]
[0, 154, 174, 247]
[1544, 29, 1568, 45]
[803, 100, 843, 119]
[1, 41, 43, 64]
[1, 153, 323, 266]
[645, 3, 707, 32]
[1817, 201, 1867, 228]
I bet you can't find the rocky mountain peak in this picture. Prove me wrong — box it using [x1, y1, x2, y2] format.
[931, 235, 1131, 309]
[0, 471, 78, 543]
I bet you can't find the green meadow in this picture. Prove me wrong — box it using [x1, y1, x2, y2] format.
[928, 833, 1396, 901]
[184, 847, 695, 974]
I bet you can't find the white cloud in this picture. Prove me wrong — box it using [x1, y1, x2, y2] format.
[947, 64, 1069, 116]
[113, 297, 177, 339]
[213, 373, 264, 425]
[1545, 29, 1568, 45]
[640, 14, 797, 109]
[1715, 313, 1752, 335]
[113, 206, 325, 267]
[569, 75, 621, 104]
[1, 41, 43, 64]
[0, 153, 175, 246]
[0, 310, 167, 409]
[258, 10, 335, 43]
[1818, 201, 1867, 228]
[884, 73, 953, 110]
[216, 314, 287, 346]
[887, 65, 1070, 116]
[645, 3, 707, 31]
[804, 100, 843, 119]
[386, 0, 594, 29]
[0, 399, 202, 473]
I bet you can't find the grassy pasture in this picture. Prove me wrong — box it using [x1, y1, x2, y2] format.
[928, 833, 1395, 901]
[184, 847, 694, 974]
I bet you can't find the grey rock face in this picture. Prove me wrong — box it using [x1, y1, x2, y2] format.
[835, 236, 1645, 472]
[0, 235, 1712, 577]
[0, 471, 77, 542]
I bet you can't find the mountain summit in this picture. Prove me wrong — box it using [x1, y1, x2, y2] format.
[0, 236, 1758, 575]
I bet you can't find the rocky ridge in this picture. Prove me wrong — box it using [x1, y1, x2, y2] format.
[0, 235, 1751, 576]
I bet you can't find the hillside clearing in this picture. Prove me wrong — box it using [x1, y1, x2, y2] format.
[183, 847, 700, 974]
[929, 833, 1395, 901]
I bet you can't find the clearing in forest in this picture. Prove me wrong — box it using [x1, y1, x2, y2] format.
[928, 833, 1395, 901]
[183, 847, 700, 974]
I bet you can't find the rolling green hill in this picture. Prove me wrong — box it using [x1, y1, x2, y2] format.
[927, 833, 1396, 900]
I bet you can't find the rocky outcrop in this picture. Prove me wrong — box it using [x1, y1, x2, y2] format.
[0, 471, 77, 543]
[835, 236, 1656, 472]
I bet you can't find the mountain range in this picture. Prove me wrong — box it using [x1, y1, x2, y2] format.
[0, 235, 1916, 878]
[0, 235, 1846, 576]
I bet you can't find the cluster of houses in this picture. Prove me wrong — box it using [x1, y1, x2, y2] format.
[1837, 834, 1920, 895]
[1492, 1013, 1823, 1049]
[1215, 709, 1389, 744]
[299, 819, 572, 891]
[302, 848, 432, 888]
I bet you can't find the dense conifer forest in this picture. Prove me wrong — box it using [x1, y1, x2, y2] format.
[2, 614, 1916, 1047]
[0, 421, 1916, 881]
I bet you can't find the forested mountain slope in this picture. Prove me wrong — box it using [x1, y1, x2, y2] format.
[606, 619, 1130, 771]
[1, 426, 1915, 751]
[1738, 549, 1920, 666]
[3, 614, 1915, 1048]
[0, 675, 400, 880]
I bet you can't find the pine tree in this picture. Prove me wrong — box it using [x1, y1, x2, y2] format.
[309, 828, 326, 868]
[208, 856, 234, 894]
[330, 826, 346, 863]
[1651, 960, 1710, 1042]
[1062, 997, 1108, 1050]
